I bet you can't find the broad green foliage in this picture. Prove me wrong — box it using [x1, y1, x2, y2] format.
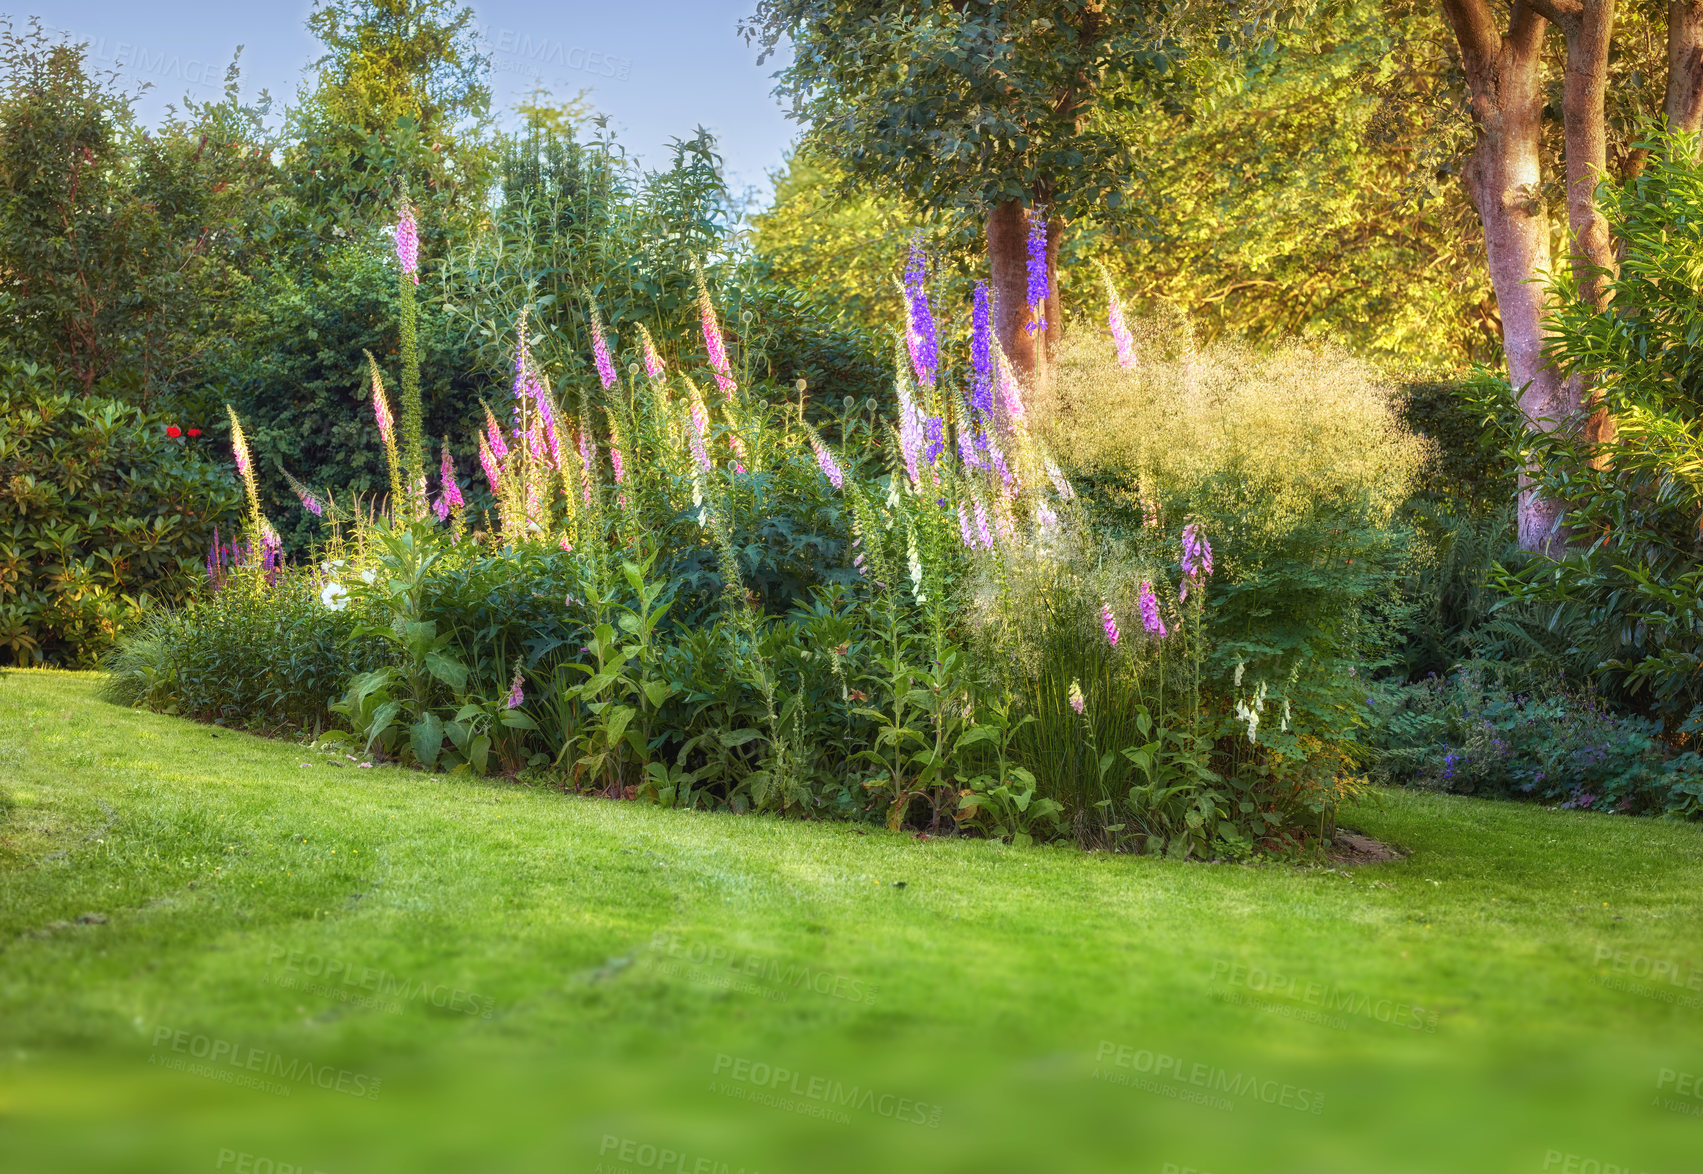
[1486, 131, 1703, 731]
[1370, 663, 1703, 819]
[741, 1, 1149, 218]
[0, 356, 240, 666]
[0, 21, 272, 405]
[748, 3, 1496, 369]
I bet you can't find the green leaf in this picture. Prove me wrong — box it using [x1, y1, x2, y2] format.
[410, 713, 444, 769]
[424, 651, 468, 690]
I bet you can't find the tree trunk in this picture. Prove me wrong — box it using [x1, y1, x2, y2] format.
[1668, 1, 1703, 130]
[986, 198, 1061, 406]
[1443, 0, 1573, 554]
[1620, 4, 1703, 174]
[1554, 0, 1619, 461]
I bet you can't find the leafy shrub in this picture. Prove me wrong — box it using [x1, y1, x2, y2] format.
[1042, 324, 1428, 685]
[0, 355, 240, 666]
[1368, 663, 1703, 820]
[103, 565, 384, 730]
[1474, 129, 1703, 731]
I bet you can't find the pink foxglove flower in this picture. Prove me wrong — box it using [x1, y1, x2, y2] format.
[610, 446, 625, 484]
[1101, 602, 1120, 647]
[478, 433, 500, 491]
[505, 669, 524, 709]
[973, 500, 994, 550]
[590, 303, 617, 390]
[1139, 581, 1168, 637]
[483, 403, 510, 463]
[1182, 523, 1214, 578]
[1068, 679, 1085, 715]
[638, 324, 666, 381]
[957, 504, 975, 548]
[394, 199, 419, 283]
[373, 378, 394, 442]
[1100, 262, 1137, 368]
[697, 267, 737, 400]
[809, 432, 843, 490]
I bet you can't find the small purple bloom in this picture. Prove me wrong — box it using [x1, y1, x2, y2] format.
[1181, 523, 1214, 578]
[1138, 581, 1168, 637]
[505, 669, 525, 710]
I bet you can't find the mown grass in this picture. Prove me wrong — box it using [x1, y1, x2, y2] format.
[2, 668, 1702, 1173]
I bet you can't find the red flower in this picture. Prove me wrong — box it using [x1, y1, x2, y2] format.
[187, 428, 201, 437]
[165, 425, 182, 438]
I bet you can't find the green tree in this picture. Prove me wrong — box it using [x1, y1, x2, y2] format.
[0, 20, 274, 406]
[741, 0, 1153, 394]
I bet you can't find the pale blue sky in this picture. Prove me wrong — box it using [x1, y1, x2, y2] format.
[19, 1, 798, 197]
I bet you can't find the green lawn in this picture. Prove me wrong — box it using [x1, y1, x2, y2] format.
[3, 668, 1702, 1173]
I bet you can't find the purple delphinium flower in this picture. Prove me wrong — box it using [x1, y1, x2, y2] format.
[1138, 581, 1168, 637]
[904, 234, 938, 387]
[970, 280, 994, 415]
[1025, 208, 1049, 334]
[923, 415, 944, 465]
[591, 305, 617, 391]
[394, 199, 419, 283]
[1181, 523, 1214, 578]
[505, 669, 525, 710]
[1101, 603, 1120, 647]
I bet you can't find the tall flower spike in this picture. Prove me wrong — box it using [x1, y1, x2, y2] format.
[995, 347, 1027, 427]
[892, 336, 923, 490]
[363, 352, 403, 513]
[696, 262, 737, 400]
[903, 234, 938, 388]
[1182, 522, 1214, 578]
[1139, 581, 1168, 637]
[478, 432, 500, 491]
[440, 438, 463, 514]
[803, 420, 844, 490]
[1025, 207, 1049, 335]
[637, 323, 666, 381]
[970, 280, 994, 416]
[589, 300, 617, 391]
[1101, 602, 1120, 647]
[394, 196, 419, 283]
[1068, 679, 1086, 716]
[682, 376, 713, 474]
[1095, 259, 1137, 368]
[482, 401, 510, 463]
[283, 469, 322, 518]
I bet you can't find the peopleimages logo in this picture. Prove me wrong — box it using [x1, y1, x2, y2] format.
[265, 945, 495, 1018]
[42, 26, 225, 90]
[710, 1053, 944, 1128]
[649, 932, 879, 1005]
[475, 24, 633, 82]
[1209, 959, 1439, 1033]
[1094, 1040, 1326, 1115]
[150, 1025, 381, 1100]
[1655, 1066, 1703, 1118]
[596, 1134, 758, 1174]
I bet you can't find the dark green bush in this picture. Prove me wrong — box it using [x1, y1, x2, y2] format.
[1368, 663, 1703, 819]
[0, 355, 239, 665]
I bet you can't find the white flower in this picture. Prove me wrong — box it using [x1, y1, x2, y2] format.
[1234, 660, 1245, 687]
[320, 582, 349, 611]
[907, 529, 925, 601]
[360, 569, 377, 585]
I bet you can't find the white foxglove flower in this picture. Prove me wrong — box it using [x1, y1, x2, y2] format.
[907, 529, 925, 602]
